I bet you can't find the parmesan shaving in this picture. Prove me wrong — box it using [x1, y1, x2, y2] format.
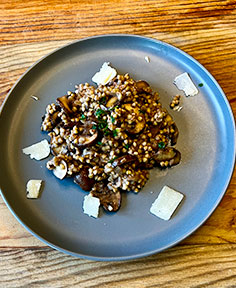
[26, 180, 42, 199]
[150, 185, 184, 220]
[83, 194, 100, 218]
[174, 72, 198, 97]
[92, 62, 117, 85]
[22, 139, 50, 160]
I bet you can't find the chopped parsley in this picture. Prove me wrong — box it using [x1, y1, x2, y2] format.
[109, 105, 119, 111]
[97, 141, 103, 145]
[98, 120, 107, 130]
[80, 114, 86, 120]
[198, 83, 204, 87]
[124, 144, 129, 149]
[95, 108, 105, 118]
[99, 96, 106, 104]
[95, 109, 118, 137]
[104, 129, 110, 136]
[113, 129, 118, 137]
[92, 125, 97, 130]
[108, 156, 119, 164]
[158, 142, 166, 149]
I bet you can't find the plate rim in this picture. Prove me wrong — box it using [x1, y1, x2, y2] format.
[0, 34, 235, 261]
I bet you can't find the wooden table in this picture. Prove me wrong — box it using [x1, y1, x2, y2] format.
[0, 1, 236, 287]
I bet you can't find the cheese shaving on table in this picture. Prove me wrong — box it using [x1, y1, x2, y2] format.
[26, 180, 43, 199]
[83, 194, 100, 218]
[150, 185, 184, 220]
[92, 62, 117, 85]
[174, 72, 198, 97]
[22, 139, 50, 160]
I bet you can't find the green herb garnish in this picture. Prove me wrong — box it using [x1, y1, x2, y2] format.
[158, 142, 166, 149]
[104, 129, 110, 136]
[113, 129, 118, 137]
[99, 96, 106, 104]
[80, 114, 86, 120]
[95, 109, 104, 117]
[111, 115, 115, 123]
[198, 83, 204, 87]
[108, 156, 119, 164]
[97, 141, 103, 145]
[98, 120, 107, 130]
[124, 144, 129, 149]
[92, 125, 97, 130]
[109, 105, 119, 111]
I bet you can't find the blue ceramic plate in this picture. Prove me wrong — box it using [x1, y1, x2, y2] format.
[0, 35, 235, 261]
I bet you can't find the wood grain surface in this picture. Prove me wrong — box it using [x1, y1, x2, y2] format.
[0, 0, 236, 287]
[1, 245, 236, 288]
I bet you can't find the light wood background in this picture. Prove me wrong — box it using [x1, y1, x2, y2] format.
[0, 0, 236, 287]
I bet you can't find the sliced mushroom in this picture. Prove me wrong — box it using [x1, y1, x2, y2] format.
[45, 110, 60, 129]
[106, 95, 119, 108]
[165, 114, 174, 126]
[73, 122, 98, 148]
[52, 159, 67, 179]
[123, 103, 134, 112]
[152, 147, 181, 167]
[169, 150, 181, 166]
[57, 95, 73, 115]
[150, 124, 162, 137]
[74, 131, 98, 147]
[170, 123, 179, 145]
[152, 147, 177, 162]
[112, 155, 137, 167]
[135, 80, 151, 93]
[123, 103, 146, 134]
[51, 110, 60, 126]
[91, 183, 121, 212]
[74, 167, 95, 191]
[129, 120, 146, 134]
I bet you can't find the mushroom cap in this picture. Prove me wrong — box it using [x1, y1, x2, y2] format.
[74, 168, 95, 191]
[91, 183, 121, 212]
[52, 159, 67, 179]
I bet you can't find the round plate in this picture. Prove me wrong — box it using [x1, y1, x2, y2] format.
[0, 35, 235, 261]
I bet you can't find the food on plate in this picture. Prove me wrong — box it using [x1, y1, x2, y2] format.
[41, 63, 181, 214]
[22, 139, 50, 160]
[26, 179, 43, 199]
[144, 56, 150, 63]
[174, 72, 198, 97]
[150, 185, 184, 220]
[170, 95, 181, 110]
[31, 95, 39, 101]
[48, 158, 68, 179]
[92, 62, 117, 85]
[83, 194, 100, 218]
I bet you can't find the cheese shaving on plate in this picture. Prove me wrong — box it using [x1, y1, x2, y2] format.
[26, 180, 42, 199]
[92, 62, 117, 85]
[22, 139, 50, 160]
[174, 72, 198, 97]
[83, 194, 100, 218]
[150, 185, 184, 220]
